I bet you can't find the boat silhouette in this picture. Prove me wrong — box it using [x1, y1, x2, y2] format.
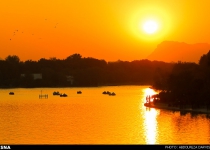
[60, 93, 67, 97]
[53, 91, 60, 95]
[9, 92, 14, 95]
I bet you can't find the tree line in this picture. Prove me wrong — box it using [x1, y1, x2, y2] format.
[0, 53, 174, 88]
[153, 50, 210, 109]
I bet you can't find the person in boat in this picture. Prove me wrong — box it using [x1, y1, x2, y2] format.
[109, 92, 116, 96]
[53, 91, 60, 95]
[60, 93, 67, 97]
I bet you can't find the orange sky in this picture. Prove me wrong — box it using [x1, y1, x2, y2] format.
[1, 0, 210, 62]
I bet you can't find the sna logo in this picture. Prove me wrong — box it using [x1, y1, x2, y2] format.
[0, 146, 11, 149]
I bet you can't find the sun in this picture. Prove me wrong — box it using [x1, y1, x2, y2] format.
[142, 20, 158, 34]
[129, 6, 172, 41]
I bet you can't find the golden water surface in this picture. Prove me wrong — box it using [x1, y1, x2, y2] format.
[0, 86, 210, 144]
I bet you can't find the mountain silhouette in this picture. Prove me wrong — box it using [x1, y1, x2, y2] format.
[147, 41, 210, 63]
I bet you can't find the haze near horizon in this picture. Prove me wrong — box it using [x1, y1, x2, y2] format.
[1, 0, 210, 62]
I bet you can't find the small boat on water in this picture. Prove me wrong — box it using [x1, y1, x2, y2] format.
[60, 93, 67, 97]
[102, 91, 111, 94]
[109, 92, 116, 96]
[53, 91, 60, 95]
[77, 91, 82, 94]
[9, 92, 14, 95]
[102, 91, 107, 94]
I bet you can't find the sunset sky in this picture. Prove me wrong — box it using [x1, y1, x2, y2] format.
[1, 0, 210, 62]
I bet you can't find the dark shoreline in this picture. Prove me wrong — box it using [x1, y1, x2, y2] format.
[0, 84, 150, 89]
[144, 102, 210, 115]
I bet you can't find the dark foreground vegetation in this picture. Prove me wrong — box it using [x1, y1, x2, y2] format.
[0, 53, 174, 88]
[152, 50, 210, 110]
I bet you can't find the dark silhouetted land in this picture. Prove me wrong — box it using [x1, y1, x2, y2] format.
[147, 41, 210, 63]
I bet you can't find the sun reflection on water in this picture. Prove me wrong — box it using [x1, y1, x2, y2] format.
[144, 108, 159, 144]
[142, 87, 159, 144]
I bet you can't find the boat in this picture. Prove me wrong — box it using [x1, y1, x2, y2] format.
[9, 92, 14, 95]
[102, 91, 111, 94]
[109, 92, 116, 96]
[60, 93, 67, 97]
[77, 91, 82, 94]
[102, 91, 107, 94]
[53, 91, 60, 95]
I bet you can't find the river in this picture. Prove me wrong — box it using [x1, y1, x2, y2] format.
[0, 85, 209, 144]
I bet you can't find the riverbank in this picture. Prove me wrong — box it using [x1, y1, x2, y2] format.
[144, 102, 210, 114]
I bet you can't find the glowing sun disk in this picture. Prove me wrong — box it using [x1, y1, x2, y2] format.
[143, 20, 158, 34]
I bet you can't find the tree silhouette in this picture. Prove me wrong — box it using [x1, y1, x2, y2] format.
[5, 55, 20, 64]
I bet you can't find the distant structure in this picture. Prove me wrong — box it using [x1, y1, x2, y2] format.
[66, 75, 74, 85]
[33, 74, 42, 80]
[21, 73, 42, 80]
[39, 90, 48, 99]
[39, 94, 48, 99]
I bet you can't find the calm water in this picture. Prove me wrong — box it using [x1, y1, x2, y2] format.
[0, 85, 210, 144]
